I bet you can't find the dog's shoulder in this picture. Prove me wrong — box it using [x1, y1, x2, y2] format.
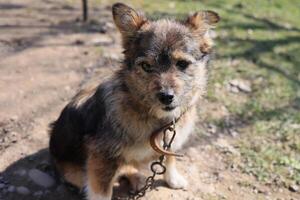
[49, 81, 117, 162]
[51, 82, 108, 135]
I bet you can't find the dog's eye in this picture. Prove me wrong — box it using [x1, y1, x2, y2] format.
[176, 60, 190, 70]
[140, 62, 154, 73]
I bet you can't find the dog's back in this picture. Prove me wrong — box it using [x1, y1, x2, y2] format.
[49, 84, 108, 186]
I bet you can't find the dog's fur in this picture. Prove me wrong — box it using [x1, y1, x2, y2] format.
[49, 3, 219, 200]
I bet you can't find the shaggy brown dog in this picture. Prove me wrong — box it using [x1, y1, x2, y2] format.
[49, 3, 219, 200]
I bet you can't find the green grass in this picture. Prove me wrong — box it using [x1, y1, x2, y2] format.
[95, 0, 300, 188]
[135, 0, 300, 187]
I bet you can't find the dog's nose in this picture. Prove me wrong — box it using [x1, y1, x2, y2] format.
[157, 91, 174, 105]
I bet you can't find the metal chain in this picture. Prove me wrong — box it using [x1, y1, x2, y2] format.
[117, 120, 177, 200]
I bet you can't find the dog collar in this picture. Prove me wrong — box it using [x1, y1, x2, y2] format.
[149, 117, 183, 157]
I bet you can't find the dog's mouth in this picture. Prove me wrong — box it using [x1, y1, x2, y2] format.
[163, 106, 176, 111]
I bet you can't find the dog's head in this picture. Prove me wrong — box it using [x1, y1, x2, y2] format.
[112, 3, 220, 119]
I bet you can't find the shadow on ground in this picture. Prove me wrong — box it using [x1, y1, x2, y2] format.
[0, 1, 112, 56]
[1, 148, 171, 200]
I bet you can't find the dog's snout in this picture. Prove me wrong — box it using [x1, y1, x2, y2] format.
[157, 91, 174, 105]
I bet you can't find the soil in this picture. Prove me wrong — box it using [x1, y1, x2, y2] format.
[0, 1, 299, 200]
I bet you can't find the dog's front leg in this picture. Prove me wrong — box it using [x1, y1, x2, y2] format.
[164, 156, 188, 189]
[121, 163, 148, 192]
[86, 154, 119, 200]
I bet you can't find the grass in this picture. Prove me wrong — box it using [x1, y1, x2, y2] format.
[94, 0, 300, 188]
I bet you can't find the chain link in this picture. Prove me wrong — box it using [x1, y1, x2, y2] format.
[118, 120, 177, 200]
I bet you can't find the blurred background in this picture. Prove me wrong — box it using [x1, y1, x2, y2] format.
[0, 0, 299, 200]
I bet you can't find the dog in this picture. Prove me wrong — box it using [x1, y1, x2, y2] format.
[49, 3, 220, 200]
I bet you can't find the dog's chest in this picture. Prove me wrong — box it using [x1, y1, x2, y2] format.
[123, 142, 157, 164]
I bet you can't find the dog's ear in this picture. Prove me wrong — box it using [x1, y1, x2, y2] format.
[112, 3, 147, 37]
[185, 10, 220, 33]
[185, 11, 220, 54]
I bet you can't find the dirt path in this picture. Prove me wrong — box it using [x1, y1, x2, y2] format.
[0, 1, 298, 200]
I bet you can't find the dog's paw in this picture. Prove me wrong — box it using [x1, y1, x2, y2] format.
[127, 173, 147, 192]
[164, 170, 188, 189]
[86, 186, 111, 200]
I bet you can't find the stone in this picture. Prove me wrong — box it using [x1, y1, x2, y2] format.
[28, 169, 55, 188]
[227, 83, 239, 93]
[229, 79, 252, 93]
[0, 183, 5, 189]
[33, 191, 43, 197]
[14, 169, 27, 177]
[228, 129, 239, 137]
[289, 184, 299, 192]
[16, 186, 30, 195]
[207, 123, 217, 134]
[7, 185, 15, 192]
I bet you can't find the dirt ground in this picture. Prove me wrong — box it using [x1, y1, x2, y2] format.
[0, 1, 299, 200]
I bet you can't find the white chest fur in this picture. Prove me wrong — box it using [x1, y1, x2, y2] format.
[122, 113, 195, 164]
[171, 116, 195, 151]
[123, 142, 156, 164]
